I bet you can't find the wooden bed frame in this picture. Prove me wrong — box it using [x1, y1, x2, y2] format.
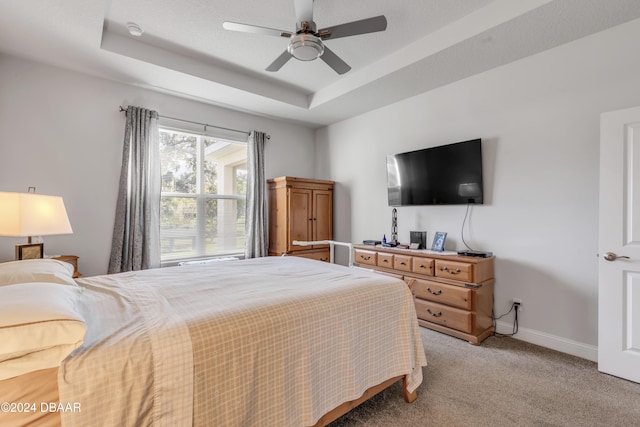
[0, 371, 416, 427]
[312, 375, 417, 426]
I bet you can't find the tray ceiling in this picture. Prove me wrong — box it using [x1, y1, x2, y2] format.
[1, 0, 640, 127]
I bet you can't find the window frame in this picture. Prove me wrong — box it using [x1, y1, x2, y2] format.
[158, 126, 247, 265]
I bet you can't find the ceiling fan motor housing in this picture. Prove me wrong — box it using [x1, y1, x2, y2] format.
[288, 33, 324, 60]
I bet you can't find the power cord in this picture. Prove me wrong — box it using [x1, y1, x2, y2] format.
[461, 203, 474, 251]
[492, 302, 519, 337]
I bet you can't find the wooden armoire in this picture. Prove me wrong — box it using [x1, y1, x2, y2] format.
[267, 176, 334, 262]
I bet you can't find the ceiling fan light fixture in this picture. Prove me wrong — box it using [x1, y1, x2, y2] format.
[288, 33, 324, 61]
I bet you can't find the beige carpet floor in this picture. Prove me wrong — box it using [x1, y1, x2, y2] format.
[329, 327, 640, 426]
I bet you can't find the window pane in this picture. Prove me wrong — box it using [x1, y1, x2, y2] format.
[236, 167, 247, 196]
[203, 138, 248, 195]
[160, 131, 197, 193]
[205, 198, 246, 254]
[160, 197, 197, 259]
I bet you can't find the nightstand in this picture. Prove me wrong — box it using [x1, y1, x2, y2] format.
[52, 255, 81, 278]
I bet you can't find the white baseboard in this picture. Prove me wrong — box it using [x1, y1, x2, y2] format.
[495, 321, 598, 362]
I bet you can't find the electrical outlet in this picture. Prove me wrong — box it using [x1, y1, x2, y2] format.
[513, 298, 523, 312]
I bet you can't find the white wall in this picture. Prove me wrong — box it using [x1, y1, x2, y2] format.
[315, 18, 640, 360]
[0, 55, 315, 276]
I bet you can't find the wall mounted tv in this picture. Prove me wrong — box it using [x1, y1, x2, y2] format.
[387, 138, 483, 206]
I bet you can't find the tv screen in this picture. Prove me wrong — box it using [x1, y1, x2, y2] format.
[387, 139, 483, 206]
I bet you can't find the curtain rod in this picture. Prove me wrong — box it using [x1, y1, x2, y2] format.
[118, 106, 270, 139]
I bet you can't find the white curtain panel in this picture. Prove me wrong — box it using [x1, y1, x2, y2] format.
[245, 131, 268, 258]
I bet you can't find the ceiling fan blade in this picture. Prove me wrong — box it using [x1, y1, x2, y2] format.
[223, 21, 292, 38]
[294, 0, 314, 23]
[266, 50, 293, 72]
[319, 15, 387, 40]
[320, 46, 351, 75]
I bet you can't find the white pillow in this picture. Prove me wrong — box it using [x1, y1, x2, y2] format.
[0, 258, 76, 287]
[0, 282, 86, 380]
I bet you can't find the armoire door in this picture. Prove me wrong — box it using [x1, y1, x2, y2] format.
[312, 189, 333, 246]
[288, 188, 312, 251]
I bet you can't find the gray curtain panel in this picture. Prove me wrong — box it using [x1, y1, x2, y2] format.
[245, 131, 268, 258]
[108, 106, 161, 273]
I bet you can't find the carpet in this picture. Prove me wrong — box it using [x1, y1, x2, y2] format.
[329, 327, 640, 426]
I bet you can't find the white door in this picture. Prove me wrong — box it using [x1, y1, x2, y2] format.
[599, 106, 640, 383]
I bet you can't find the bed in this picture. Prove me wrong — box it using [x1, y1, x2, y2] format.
[0, 255, 427, 426]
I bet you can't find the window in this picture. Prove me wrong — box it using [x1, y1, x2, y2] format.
[159, 128, 247, 262]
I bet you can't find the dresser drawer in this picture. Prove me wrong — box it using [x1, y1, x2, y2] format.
[435, 260, 473, 282]
[412, 278, 472, 310]
[412, 258, 434, 276]
[394, 254, 412, 272]
[377, 252, 394, 268]
[354, 249, 377, 266]
[414, 299, 473, 333]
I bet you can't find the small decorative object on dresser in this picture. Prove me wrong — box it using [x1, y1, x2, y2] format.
[390, 208, 398, 243]
[267, 176, 334, 262]
[363, 240, 381, 246]
[431, 231, 447, 252]
[410, 231, 427, 249]
[353, 244, 495, 345]
[52, 255, 80, 278]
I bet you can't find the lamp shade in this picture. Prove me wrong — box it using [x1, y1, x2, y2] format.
[0, 192, 73, 237]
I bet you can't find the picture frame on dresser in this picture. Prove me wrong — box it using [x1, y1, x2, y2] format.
[431, 232, 447, 252]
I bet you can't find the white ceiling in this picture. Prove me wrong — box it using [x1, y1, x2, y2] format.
[2, 0, 640, 128]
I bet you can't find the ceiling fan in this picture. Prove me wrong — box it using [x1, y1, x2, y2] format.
[222, 0, 387, 75]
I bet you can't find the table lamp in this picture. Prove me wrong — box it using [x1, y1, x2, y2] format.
[0, 191, 73, 260]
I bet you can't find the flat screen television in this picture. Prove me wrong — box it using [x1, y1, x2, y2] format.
[387, 139, 483, 206]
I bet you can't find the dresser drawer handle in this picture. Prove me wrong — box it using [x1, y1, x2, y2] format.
[419, 264, 429, 269]
[400, 261, 406, 265]
[426, 308, 443, 317]
[426, 287, 442, 295]
[383, 259, 389, 263]
[361, 255, 371, 260]
[441, 266, 461, 274]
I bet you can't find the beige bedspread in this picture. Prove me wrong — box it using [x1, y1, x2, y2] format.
[58, 257, 426, 426]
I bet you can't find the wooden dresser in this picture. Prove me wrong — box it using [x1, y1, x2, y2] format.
[267, 176, 334, 262]
[353, 244, 494, 345]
